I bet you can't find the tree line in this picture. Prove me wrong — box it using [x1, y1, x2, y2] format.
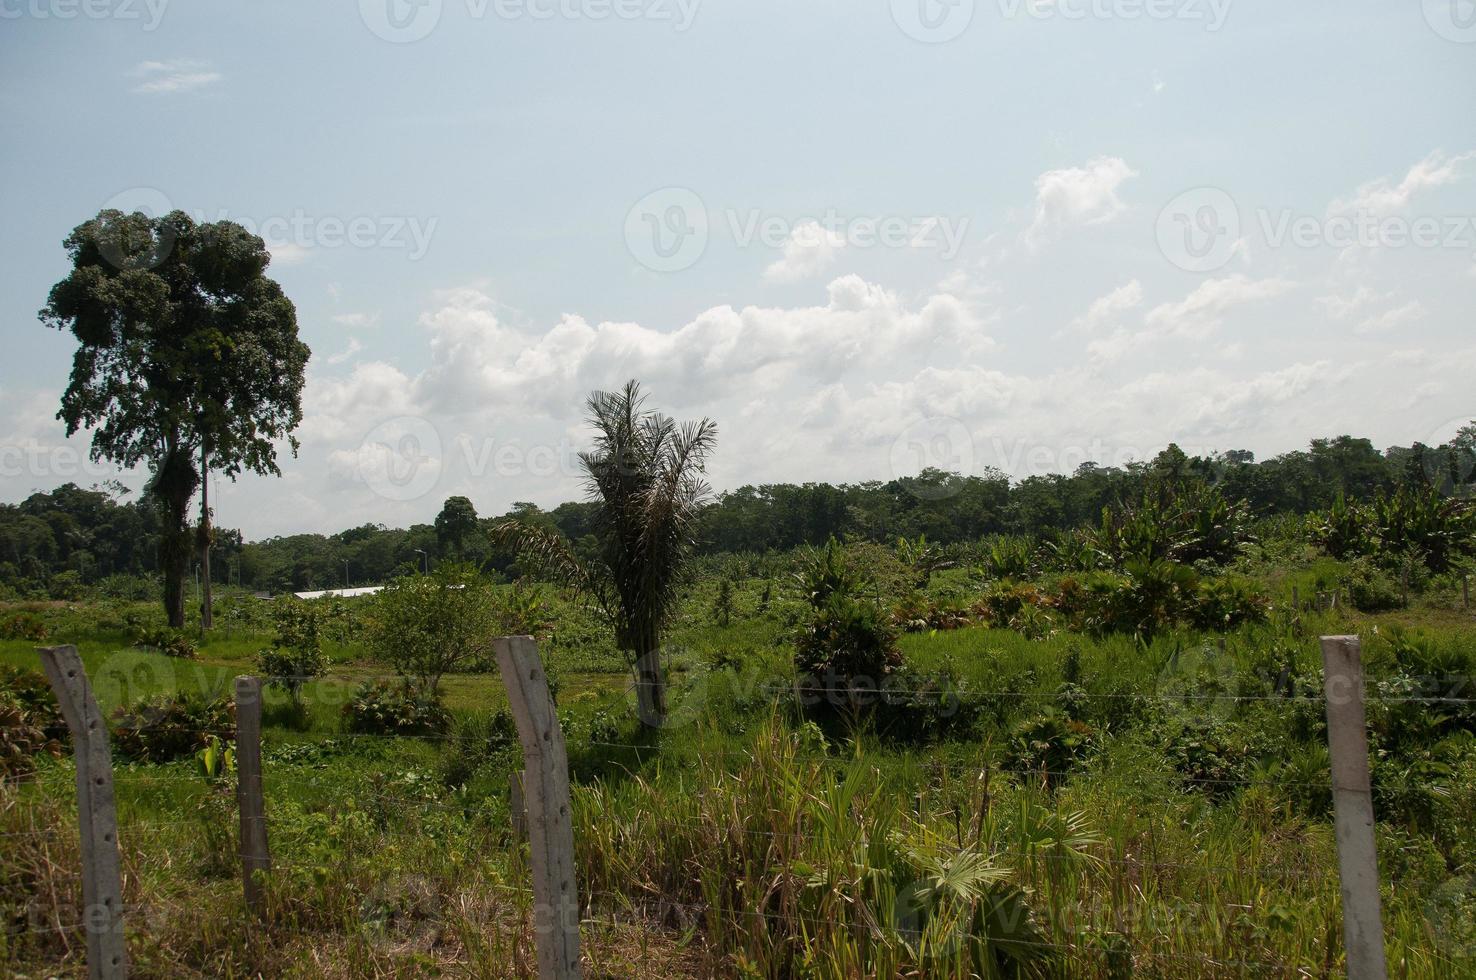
[3, 429, 1471, 600]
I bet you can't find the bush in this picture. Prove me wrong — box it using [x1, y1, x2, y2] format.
[0, 612, 48, 642]
[1344, 558, 1404, 612]
[257, 599, 326, 706]
[343, 680, 450, 737]
[110, 692, 235, 763]
[131, 625, 198, 659]
[366, 563, 497, 696]
[794, 592, 901, 694]
[0, 689, 62, 778]
[0, 665, 65, 741]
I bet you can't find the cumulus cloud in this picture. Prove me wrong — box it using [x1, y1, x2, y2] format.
[1143, 275, 1294, 338]
[326, 338, 363, 366]
[1026, 156, 1137, 248]
[130, 59, 222, 95]
[1330, 149, 1476, 215]
[1357, 300, 1426, 335]
[1072, 280, 1143, 332]
[1317, 285, 1390, 321]
[763, 221, 847, 282]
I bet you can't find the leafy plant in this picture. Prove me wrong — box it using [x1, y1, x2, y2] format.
[110, 692, 235, 763]
[256, 598, 326, 708]
[366, 562, 497, 697]
[342, 680, 450, 736]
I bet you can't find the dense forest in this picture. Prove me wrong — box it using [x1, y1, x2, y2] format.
[2, 430, 1472, 598]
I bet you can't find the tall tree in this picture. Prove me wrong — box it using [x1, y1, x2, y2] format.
[496, 380, 717, 725]
[41, 209, 310, 627]
[434, 495, 479, 557]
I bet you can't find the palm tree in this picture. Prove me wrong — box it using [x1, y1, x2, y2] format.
[495, 380, 717, 726]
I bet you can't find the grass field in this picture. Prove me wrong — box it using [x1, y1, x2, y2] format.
[3, 557, 1476, 977]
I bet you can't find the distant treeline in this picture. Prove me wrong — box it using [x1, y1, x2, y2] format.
[2, 432, 1471, 598]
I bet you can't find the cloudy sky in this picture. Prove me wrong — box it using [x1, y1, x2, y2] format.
[1, 0, 1473, 537]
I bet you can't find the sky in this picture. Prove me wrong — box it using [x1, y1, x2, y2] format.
[1, 0, 1474, 539]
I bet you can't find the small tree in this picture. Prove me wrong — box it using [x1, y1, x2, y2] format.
[366, 562, 496, 697]
[256, 599, 326, 712]
[494, 380, 717, 726]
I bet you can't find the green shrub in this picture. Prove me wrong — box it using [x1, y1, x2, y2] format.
[366, 563, 497, 696]
[256, 599, 326, 707]
[0, 612, 48, 642]
[0, 665, 65, 741]
[794, 593, 901, 692]
[343, 680, 450, 736]
[110, 692, 235, 763]
[1344, 558, 1404, 612]
[131, 625, 198, 659]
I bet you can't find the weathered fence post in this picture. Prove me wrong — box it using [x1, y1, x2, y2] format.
[37, 645, 128, 980]
[1319, 636, 1388, 980]
[492, 636, 581, 980]
[234, 676, 270, 918]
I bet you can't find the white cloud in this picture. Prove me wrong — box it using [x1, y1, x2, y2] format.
[326, 338, 363, 366]
[1072, 280, 1142, 332]
[267, 242, 310, 265]
[1330, 149, 1476, 215]
[1357, 300, 1426, 335]
[763, 221, 847, 282]
[1317, 285, 1390, 321]
[1026, 156, 1137, 248]
[130, 59, 222, 95]
[1144, 275, 1294, 338]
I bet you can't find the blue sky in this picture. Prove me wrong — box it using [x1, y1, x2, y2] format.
[1, 0, 1474, 536]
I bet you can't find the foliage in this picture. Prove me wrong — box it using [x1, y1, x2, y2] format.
[0, 612, 48, 641]
[110, 692, 235, 763]
[256, 598, 326, 706]
[365, 563, 497, 696]
[41, 209, 309, 626]
[342, 680, 450, 737]
[494, 380, 717, 725]
[131, 625, 198, 659]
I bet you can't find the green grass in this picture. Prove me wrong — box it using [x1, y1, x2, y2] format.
[4, 572, 1476, 977]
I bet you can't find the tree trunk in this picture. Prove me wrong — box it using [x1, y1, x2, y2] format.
[155, 447, 199, 630]
[198, 443, 213, 630]
[633, 627, 666, 728]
